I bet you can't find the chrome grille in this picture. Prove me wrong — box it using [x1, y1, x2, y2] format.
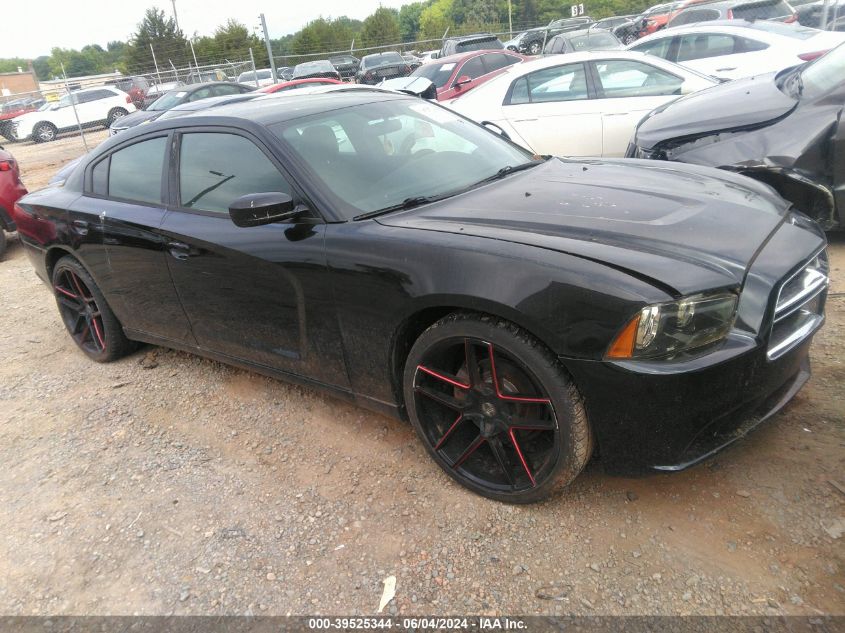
[768, 249, 828, 360]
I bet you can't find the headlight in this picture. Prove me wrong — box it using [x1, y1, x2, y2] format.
[607, 291, 738, 360]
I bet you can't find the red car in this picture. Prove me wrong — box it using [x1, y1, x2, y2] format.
[0, 146, 27, 258]
[259, 78, 343, 94]
[410, 50, 525, 101]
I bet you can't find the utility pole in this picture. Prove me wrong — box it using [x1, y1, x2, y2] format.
[171, 0, 180, 32]
[260, 13, 278, 83]
[508, 0, 513, 37]
[61, 62, 88, 152]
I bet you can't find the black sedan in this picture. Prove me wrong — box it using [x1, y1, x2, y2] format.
[356, 52, 412, 85]
[15, 91, 828, 503]
[628, 43, 845, 230]
[292, 60, 341, 81]
[109, 82, 254, 136]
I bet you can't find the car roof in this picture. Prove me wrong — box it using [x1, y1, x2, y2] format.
[638, 18, 803, 36]
[434, 49, 516, 64]
[446, 32, 498, 41]
[166, 93, 263, 111]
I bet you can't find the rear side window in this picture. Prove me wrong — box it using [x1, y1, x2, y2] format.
[178, 133, 291, 214]
[738, 36, 769, 51]
[213, 84, 243, 96]
[594, 59, 684, 97]
[677, 33, 737, 61]
[108, 137, 167, 204]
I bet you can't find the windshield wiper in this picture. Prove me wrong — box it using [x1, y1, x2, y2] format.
[472, 159, 546, 188]
[353, 195, 439, 221]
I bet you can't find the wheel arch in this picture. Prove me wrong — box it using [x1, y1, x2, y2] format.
[388, 296, 566, 419]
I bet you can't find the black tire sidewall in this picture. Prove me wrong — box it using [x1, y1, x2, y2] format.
[0, 231, 6, 259]
[403, 314, 588, 504]
[51, 256, 130, 362]
[34, 123, 56, 143]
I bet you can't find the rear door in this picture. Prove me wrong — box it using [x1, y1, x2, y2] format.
[501, 62, 603, 157]
[75, 132, 194, 343]
[590, 58, 687, 156]
[160, 128, 347, 386]
[675, 32, 748, 78]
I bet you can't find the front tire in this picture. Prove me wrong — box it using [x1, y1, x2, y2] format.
[0, 231, 7, 260]
[51, 256, 134, 362]
[528, 41, 542, 55]
[404, 313, 593, 503]
[32, 122, 57, 143]
[106, 107, 128, 128]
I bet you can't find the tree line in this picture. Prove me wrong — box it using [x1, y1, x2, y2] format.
[2, 0, 656, 80]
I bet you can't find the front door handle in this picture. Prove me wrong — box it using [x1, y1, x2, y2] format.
[167, 241, 194, 261]
[603, 112, 630, 116]
[513, 118, 538, 122]
[715, 67, 736, 72]
[72, 219, 89, 236]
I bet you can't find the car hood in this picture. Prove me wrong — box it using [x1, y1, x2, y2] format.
[377, 158, 791, 296]
[112, 109, 162, 128]
[635, 72, 798, 149]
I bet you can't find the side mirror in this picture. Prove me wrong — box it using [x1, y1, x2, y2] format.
[454, 75, 472, 88]
[229, 192, 298, 227]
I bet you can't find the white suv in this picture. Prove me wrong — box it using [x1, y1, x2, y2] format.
[10, 86, 136, 143]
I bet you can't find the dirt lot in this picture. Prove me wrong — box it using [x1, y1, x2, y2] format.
[0, 133, 843, 617]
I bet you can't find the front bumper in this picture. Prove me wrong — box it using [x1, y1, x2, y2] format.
[566, 332, 815, 474]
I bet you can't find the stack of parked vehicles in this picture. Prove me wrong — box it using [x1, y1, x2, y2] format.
[356, 52, 414, 85]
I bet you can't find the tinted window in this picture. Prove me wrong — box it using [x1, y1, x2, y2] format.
[670, 8, 721, 25]
[482, 53, 520, 72]
[460, 56, 487, 79]
[213, 84, 243, 96]
[739, 36, 769, 52]
[732, 0, 794, 18]
[92, 157, 108, 196]
[677, 33, 736, 61]
[179, 133, 290, 214]
[187, 87, 214, 102]
[509, 63, 588, 104]
[456, 38, 503, 52]
[108, 137, 167, 204]
[568, 32, 621, 50]
[632, 37, 674, 59]
[594, 59, 684, 97]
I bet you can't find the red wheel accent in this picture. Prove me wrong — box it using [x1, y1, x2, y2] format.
[417, 365, 470, 389]
[509, 429, 536, 487]
[434, 413, 465, 450]
[488, 344, 551, 404]
[54, 266, 107, 355]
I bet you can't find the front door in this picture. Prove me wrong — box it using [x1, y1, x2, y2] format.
[501, 62, 603, 157]
[590, 59, 687, 157]
[160, 129, 348, 387]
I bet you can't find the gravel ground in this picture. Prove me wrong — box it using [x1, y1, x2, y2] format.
[0, 134, 843, 617]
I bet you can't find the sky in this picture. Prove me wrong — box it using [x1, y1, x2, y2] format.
[2, 0, 409, 58]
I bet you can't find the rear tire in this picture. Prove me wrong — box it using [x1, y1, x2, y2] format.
[32, 122, 57, 143]
[404, 312, 593, 503]
[51, 256, 135, 362]
[0, 231, 7, 260]
[528, 41, 542, 55]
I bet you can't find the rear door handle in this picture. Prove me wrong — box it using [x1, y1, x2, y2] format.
[603, 112, 630, 116]
[716, 67, 736, 71]
[513, 118, 538, 122]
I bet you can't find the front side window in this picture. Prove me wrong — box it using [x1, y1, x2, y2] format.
[509, 63, 589, 104]
[178, 133, 291, 214]
[594, 59, 683, 97]
[108, 137, 167, 204]
[460, 56, 487, 80]
[631, 37, 673, 59]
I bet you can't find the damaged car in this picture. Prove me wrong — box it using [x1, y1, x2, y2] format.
[628, 42, 845, 230]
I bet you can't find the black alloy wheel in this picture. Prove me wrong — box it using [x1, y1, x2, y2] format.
[51, 256, 134, 362]
[405, 313, 593, 503]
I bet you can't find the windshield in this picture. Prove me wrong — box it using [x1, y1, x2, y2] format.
[800, 42, 845, 99]
[271, 99, 534, 219]
[148, 91, 187, 111]
[295, 61, 331, 74]
[411, 62, 457, 88]
[732, 0, 795, 19]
